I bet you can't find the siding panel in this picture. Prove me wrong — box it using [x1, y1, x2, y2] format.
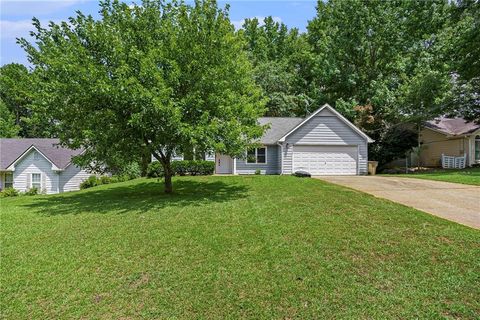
[59, 164, 90, 192]
[235, 145, 280, 174]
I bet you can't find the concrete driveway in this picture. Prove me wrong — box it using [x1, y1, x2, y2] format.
[315, 176, 480, 229]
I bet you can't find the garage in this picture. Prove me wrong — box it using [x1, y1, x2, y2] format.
[293, 145, 358, 175]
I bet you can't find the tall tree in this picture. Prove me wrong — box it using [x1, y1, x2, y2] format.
[307, 0, 451, 164]
[20, 0, 265, 193]
[240, 17, 314, 116]
[0, 99, 20, 138]
[0, 64, 32, 137]
[441, 0, 480, 121]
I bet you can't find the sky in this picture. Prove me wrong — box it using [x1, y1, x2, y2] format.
[0, 0, 318, 66]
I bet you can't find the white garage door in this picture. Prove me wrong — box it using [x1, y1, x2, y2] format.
[293, 145, 358, 175]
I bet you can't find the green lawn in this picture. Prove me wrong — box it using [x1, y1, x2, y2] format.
[1, 176, 479, 319]
[384, 167, 480, 186]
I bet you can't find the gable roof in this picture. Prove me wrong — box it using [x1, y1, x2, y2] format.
[425, 117, 480, 136]
[258, 117, 304, 144]
[0, 138, 83, 171]
[278, 104, 374, 143]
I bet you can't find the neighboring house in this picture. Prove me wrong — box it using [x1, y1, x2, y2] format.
[215, 104, 374, 175]
[0, 139, 90, 194]
[420, 117, 480, 167]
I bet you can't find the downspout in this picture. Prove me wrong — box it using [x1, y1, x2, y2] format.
[277, 142, 283, 175]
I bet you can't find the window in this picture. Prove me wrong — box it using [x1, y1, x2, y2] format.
[33, 151, 40, 160]
[4, 173, 13, 189]
[31, 173, 41, 190]
[246, 147, 267, 164]
[475, 135, 480, 161]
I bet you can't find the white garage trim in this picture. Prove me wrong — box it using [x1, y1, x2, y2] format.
[292, 145, 359, 175]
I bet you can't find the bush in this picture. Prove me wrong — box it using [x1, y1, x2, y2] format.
[171, 161, 188, 176]
[0, 187, 19, 197]
[119, 162, 141, 180]
[255, 169, 261, 175]
[147, 160, 214, 178]
[80, 175, 100, 189]
[146, 161, 164, 178]
[24, 187, 39, 196]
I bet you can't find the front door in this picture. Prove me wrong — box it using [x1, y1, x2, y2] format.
[215, 154, 233, 174]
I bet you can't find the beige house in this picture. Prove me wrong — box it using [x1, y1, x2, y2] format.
[419, 117, 480, 167]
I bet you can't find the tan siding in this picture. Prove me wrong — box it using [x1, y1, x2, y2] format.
[420, 129, 469, 167]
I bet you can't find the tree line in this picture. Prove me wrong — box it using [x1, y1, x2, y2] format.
[0, 0, 478, 190]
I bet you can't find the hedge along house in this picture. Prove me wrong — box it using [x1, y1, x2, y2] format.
[216, 104, 374, 175]
[0, 139, 89, 194]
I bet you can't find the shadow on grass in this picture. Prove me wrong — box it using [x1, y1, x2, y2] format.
[23, 179, 249, 216]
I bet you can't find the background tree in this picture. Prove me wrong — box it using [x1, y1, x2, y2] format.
[240, 17, 314, 116]
[441, 0, 480, 121]
[20, 0, 265, 193]
[0, 99, 20, 138]
[307, 0, 452, 166]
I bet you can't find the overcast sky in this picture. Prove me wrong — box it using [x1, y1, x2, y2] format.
[0, 0, 317, 66]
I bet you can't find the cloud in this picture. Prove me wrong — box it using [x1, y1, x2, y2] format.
[0, 19, 62, 40]
[0, 20, 34, 39]
[1, 0, 85, 16]
[231, 16, 282, 30]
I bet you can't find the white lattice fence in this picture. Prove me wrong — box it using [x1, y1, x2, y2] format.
[442, 153, 466, 169]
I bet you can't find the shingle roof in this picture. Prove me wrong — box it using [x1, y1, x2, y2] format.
[258, 117, 304, 144]
[0, 138, 83, 170]
[425, 117, 480, 136]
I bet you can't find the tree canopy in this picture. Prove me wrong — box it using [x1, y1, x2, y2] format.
[19, 0, 265, 193]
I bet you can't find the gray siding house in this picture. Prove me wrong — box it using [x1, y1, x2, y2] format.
[0, 139, 89, 194]
[215, 104, 374, 175]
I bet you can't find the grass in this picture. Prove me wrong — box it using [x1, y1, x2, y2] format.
[1, 176, 479, 319]
[383, 167, 480, 186]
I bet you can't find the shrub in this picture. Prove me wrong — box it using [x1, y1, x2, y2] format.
[148, 160, 214, 178]
[0, 187, 19, 197]
[255, 169, 261, 175]
[80, 175, 100, 189]
[119, 162, 141, 180]
[171, 161, 188, 176]
[147, 161, 164, 178]
[100, 176, 111, 184]
[24, 187, 39, 196]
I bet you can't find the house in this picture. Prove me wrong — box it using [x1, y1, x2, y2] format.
[419, 117, 480, 167]
[215, 104, 374, 175]
[0, 139, 90, 194]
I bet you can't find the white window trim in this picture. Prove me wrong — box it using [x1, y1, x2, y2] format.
[31, 173, 41, 189]
[4, 172, 13, 189]
[245, 146, 268, 164]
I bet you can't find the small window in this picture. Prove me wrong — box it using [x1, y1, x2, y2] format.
[4, 173, 13, 189]
[246, 147, 267, 164]
[31, 173, 41, 190]
[33, 151, 40, 160]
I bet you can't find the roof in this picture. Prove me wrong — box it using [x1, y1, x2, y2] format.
[258, 117, 304, 144]
[425, 117, 480, 136]
[0, 138, 83, 171]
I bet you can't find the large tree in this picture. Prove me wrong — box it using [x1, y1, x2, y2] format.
[20, 0, 265, 193]
[240, 17, 314, 117]
[0, 99, 20, 138]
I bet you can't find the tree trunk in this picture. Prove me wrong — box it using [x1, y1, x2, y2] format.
[164, 170, 173, 194]
[140, 148, 151, 177]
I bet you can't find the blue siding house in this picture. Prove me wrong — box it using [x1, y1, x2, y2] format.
[215, 104, 374, 175]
